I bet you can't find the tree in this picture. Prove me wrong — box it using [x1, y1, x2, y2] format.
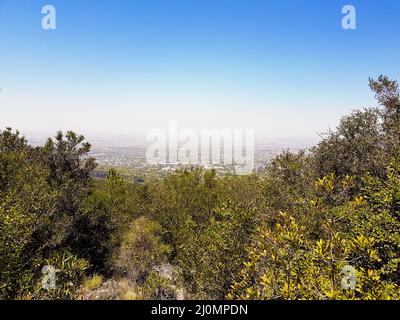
[0, 129, 96, 299]
[313, 76, 400, 180]
[369, 75, 400, 161]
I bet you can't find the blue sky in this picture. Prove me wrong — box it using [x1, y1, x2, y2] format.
[0, 0, 399, 138]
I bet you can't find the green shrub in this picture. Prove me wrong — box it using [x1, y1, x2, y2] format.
[142, 272, 176, 300]
[114, 216, 171, 282]
[83, 274, 103, 291]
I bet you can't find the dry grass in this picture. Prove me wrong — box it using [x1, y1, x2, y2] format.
[83, 274, 103, 291]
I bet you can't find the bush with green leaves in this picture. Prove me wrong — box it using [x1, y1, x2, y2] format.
[141, 272, 176, 300]
[228, 170, 400, 300]
[0, 129, 95, 299]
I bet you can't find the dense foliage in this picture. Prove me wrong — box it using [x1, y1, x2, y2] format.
[0, 76, 399, 299]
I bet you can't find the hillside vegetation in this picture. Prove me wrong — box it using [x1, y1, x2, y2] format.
[1, 76, 399, 300]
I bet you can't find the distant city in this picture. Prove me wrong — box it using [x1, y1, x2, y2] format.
[27, 132, 319, 179]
